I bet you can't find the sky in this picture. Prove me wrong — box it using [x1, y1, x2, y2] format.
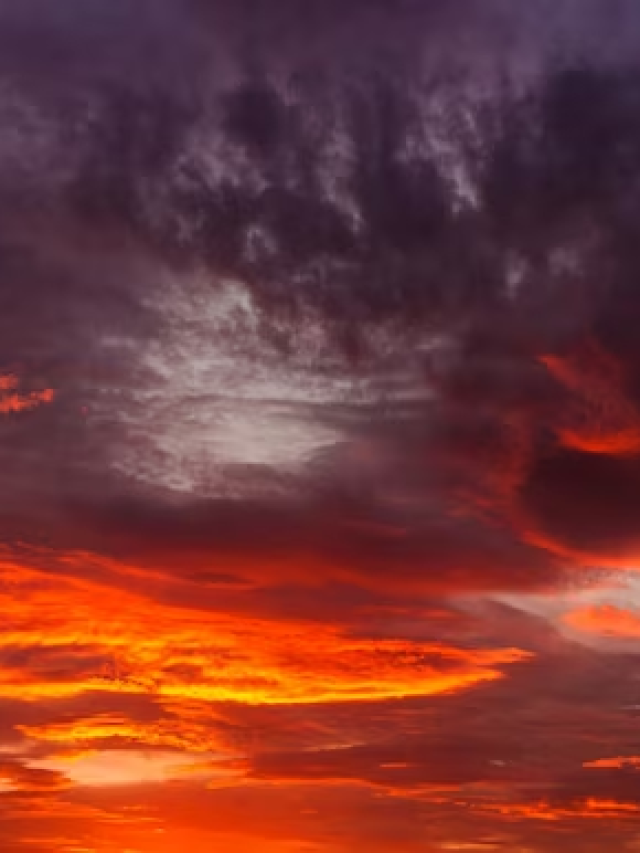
[5, 1, 640, 851]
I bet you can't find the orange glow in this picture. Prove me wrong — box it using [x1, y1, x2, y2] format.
[0, 545, 632, 850]
[0, 554, 529, 709]
[584, 756, 640, 769]
[0, 374, 55, 413]
[479, 798, 640, 821]
[564, 604, 640, 639]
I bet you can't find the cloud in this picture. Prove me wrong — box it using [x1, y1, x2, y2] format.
[584, 756, 640, 770]
[0, 758, 70, 792]
[5, 15, 640, 594]
[565, 604, 640, 638]
[0, 375, 54, 415]
[3, 2, 640, 851]
[0, 556, 531, 706]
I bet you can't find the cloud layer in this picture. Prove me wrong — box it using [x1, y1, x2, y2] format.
[3, 1, 640, 851]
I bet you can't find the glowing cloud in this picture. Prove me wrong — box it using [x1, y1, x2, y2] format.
[0, 374, 54, 414]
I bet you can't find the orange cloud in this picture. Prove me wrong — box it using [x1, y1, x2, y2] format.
[479, 798, 640, 822]
[584, 756, 640, 770]
[33, 748, 217, 788]
[19, 713, 220, 755]
[0, 758, 70, 792]
[0, 554, 531, 708]
[0, 374, 55, 414]
[0, 548, 534, 816]
[564, 605, 640, 639]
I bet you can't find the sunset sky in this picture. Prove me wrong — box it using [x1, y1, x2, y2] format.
[4, 1, 640, 851]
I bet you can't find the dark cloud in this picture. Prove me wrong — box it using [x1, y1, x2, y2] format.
[521, 449, 640, 563]
[34, 486, 558, 594]
[4, 31, 640, 591]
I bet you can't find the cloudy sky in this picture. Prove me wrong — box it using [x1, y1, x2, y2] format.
[4, 1, 640, 851]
